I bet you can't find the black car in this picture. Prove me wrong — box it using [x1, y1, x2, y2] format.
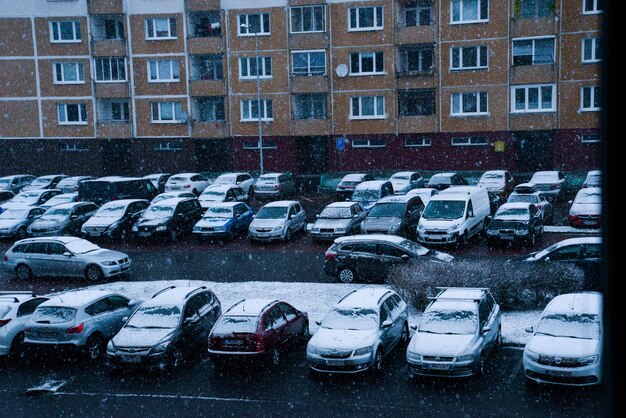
[360, 195, 424, 239]
[0, 191, 15, 205]
[426, 173, 469, 191]
[324, 235, 453, 283]
[132, 197, 203, 241]
[144, 173, 172, 194]
[335, 173, 373, 201]
[79, 177, 158, 206]
[107, 286, 222, 370]
[81, 199, 150, 241]
[486, 203, 543, 247]
[487, 191, 505, 215]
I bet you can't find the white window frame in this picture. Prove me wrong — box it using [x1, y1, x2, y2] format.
[450, 0, 489, 24]
[57, 103, 88, 125]
[580, 86, 601, 112]
[450, 45, 488, 70]
[53, 62, 85, 84]
[293, 93, 327, 120]
[348, 6, 384, 32]
[350, 51, 385, 75]
[94, 57, 127, 83]
[239, 56, 272, 80]
[582, 38, 601, 63]
[49, 21, 82, 43]
[194, 97, 225, 122]
[512, 36, 556, 66]
[145, 17, 177, 40]
[150, 101, 184, 123]
[291, 50, 326, 76]
[155, 142, 183, 151]
[240, 99, 274, 122]
[510, 84, 556, 113]
[581, 134, 600, 143]
[451, 136, 489, 146]
[243, 140, 277, 150]
[351, 138, 387, 148]
[238, 13, 271, 36]
[450, 92, 489, 116]
[582, 0, 603, 15]
[148, 60, 180, 83]
[99, 100, 130, 123]
[404, 137, 432, 147]
[290, 5, 326, 33]
[350, 96, 386, 120]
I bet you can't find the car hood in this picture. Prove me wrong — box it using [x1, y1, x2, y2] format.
[87, 248, 128, 261]
[390, 181, 410, 192]
[0, 219, 21, 229]
[428, 251, 455, 262]
[419, 218, 461, 229]
[29, 219, 67, 229]
[199, 200, 224, 209]
[113, 327, 176, 348]
[196, 218, 231, 228]
[408, 332, 475, 357]
[570, 203, 601, 216]
[250, 219, 285, 228]
[310, 328, 378, 351]
[136, 218, 170, 228]
[312, 219, 352, 229]
[363, 217, 401, 230]
[1, 202, 35, 210]
[83, 216, 122, 228]
[526, 335, 599, 358]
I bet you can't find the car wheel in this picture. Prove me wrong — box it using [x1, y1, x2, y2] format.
[17, 227, 27, 240]
[284, 228, 292, 242]
[372, 349, 383, 374]
[9, 332, 25, 361]
[270, 348, 280, 366]
[170, 229, 179, 242]
[192, 188, 199, 196]
[401, 322, 410, 345]
[473, 353, 486, 377]
[458, 231, 469, 247]
[85, 334, 104, 361]
[248, 187, 254, 199]
[338, 267, 357, 284]
[85, 264, 104, 282]
[169, 346, 184, 369]
[300, 321, 310, 342]
[15, 264, 33, 280]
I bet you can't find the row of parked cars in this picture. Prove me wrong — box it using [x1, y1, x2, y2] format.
[0, 286, 603, 387]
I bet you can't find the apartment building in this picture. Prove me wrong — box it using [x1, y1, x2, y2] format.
[0, 0, 602, 175]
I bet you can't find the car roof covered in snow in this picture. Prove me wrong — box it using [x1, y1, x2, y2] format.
[354, 180, 389, 190]
[151, 197, 192, 207]
[170, 173, 203, 179]
[334, 234, 407, 245]
[337, 288, 394, 309]
[375, 194, 419, 204]
[202, 184, 240, 193]
[16, 188, 61, 196]
[427, 288, 488, 311]
[547, 237, 602, 248]
[41, 290, 121, 308]
[15, 236, 85, 245]
[0, 292, 40, 305]
[99, 199, 147, 208]
[429, 172, 457, 179]
[262, 200, 299, 208]
[146, 286, 208, 307]
[225, 299, 279, 316]
[204, 202, 242, 209]
[496, 202, 534, 211]
[324, 201, 360, 209]
[44, 201, 92, 210]
[259, 172, 286, 178]
[93, 176, 142, 182]
[340, 173, 367, 182]
[390, 171, 420, 177]
[543, 292, 602, 315]
[481, 170, 507, 176]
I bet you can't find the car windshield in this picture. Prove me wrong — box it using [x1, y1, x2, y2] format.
[418, 308, 478, 335]
[535, 313, 600, 340]
[56, 179, 76, 188]
[258, 176, 278, 183]
[396, 239, 430, 256]
[319, 207, 352, 219]
[200, 191, 226, 201]
[214, 175, 236, 184]
[212, 316, 259, 334]
[339, 181, 360, 187]
[12, 192, 42, 203]
[321, 308, 379, 330]
[390, 174, 411, 181]
[256, 206, 288, 219]
[508, 195, 537, 204]
[96, 203, 127, 218]
[531, 173, 557, 182]
[428, 176, 451, 185]
[495, 207, 529, 220]
[422, 201, 465, 220]
[153, 194, 178, 203]
[575, 191, 601, 204]
[204, 207, 233, 218]
[44, 195, 74, 206]
[126, 305, 182, 329]
[0, 209, 29, 220]
[587, 174, 601, 185]
[143, 205, 175, 220]
[0, 179, 11, 187]
[65, 239, 100, 254]
[27, 178, 50, 187]
[33, 307, 77, 324]
[479, 173, 503, 184]
[351, 189, 379, 203]
[41, 208, 71, 221]
[368, 203, 405, 218]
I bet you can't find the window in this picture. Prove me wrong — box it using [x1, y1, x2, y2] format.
[293, 93, 327, 120]
[17, 298, 48, 318]
[583, 0, 603, 14]
[148, 60, 180, 82]
[290, 5, 325, 33]
[580, 86, 601, 111]
[581, 134, 600, 143]
[108, 296, 129, 310]
[511, 84, 555, 113]
[399, 89, 436, 116]
[191, 55, 223, 80]
[53, 62, 84, 84]
[188, 11, 221, 37]
[99, 100, 130, 122]
[350, 96, 385, 119]
[451, 136, 488, 146]
[85, 299, 111, 316]
[582, 38, 601, 63]
[151, 102, 184, 123]
[241, 99, 273, 121]
[350, 51, 384, 75]
[451, 92, 488, 116]
[278, 303, 298, 321]
[451, 45, 488, 70]
[50, 21, 82, 43]
[104, 19, 124, 40]
[195, 97, 225, 122]
[243, 140, 277, 150]
[351, 138, 386, 148]
[239, 56, 272, 79]
[546, 245, 582, 261]
[238, 13, 270, 36]
[94, 58, 126, 82]
[404, 1, 432, 26]
[291, 51, 326, 76]
[398, 45, 434, 74]
[405, 137, 432, 147]
[512, 37, 555, 65]
[518, 0, 554, 18]
[451, 0, 489, 23]
[57, 103, 87, 125]
[146, 17, 177, 39]
[155, 142, 183, 151]
[61, 143, 88, 152]
[349, 6, 384, 31]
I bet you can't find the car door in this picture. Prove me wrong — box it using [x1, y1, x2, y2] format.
[348, 242, 382, 281]
[85, 298, 117, 339]
[404, 198, 424, 233]
[478, 295, 499, 353]
[293, 203, 305, 230]
[376, 244, 410, 279]
[277, 302, 302, 345]
[16, 297, 49, 330]
[106, 295, 132, 334]
[45, 242, 80, 277]
[267, 306, 288, 348]
[20, 242, 49, 276]
[382, 296, 402, 348]
[180, 295, 206, 350]
[198, 291, 221, 334]
[578, 243, 602, 280]
[349, 204, 365, 232]
[378, 303, 394, 354]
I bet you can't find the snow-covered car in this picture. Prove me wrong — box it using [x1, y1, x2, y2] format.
[361, 194, 424, 238]
[55, 176, 95, 194]
[151, 191, 197, 204]
[0, 207, 45, 239]
[0, 191, 15, 206]
[0, 189, 62, 213]
[253, 173, 295, 200]
[0, 292, 49, 358]
[193, 202, 254, 241]
[582, 170, 601, 188]
[212, 172, 255, 198]
[388, 171, 425, 194]
[335, 173, 373, 201]
[523, 292, 603, 386]
[507, 188, 553, 224]
[529, 171, 567, 200]
[143, 173, 171, 193]
[132, 198, 203, 241]
[0, 175, 36, 194]
[568, 187, 601, 228]
[477, 170, 514, 198]
[307, 288, 409, 374]
[426, 172, 469, 191]
[164, 173, 211, 195]
[350, 180, 394, 211]
[405, 188, 438, 206]
[198, 185, 246, 210]
[27, 201, 98, 237]
[406, 287, 501, 378]
[39, 192, 79, 211]
[81, 199, 149, 240]
[248, 201, 306, 242]
[310, 202, 366, 242]
[21, 175, 67, 191]
[486, 203, 544, 247]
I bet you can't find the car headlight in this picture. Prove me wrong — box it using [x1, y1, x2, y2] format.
[312, 228, 320, 233]
[193, 225, 201, 232]
[100, 260, 116, 266]
[106, 221, 120, 232]
[417, 223, 426, 232]
[353, 347, 372, 356]
[306, 344, 318, 356]
[132, 226, 138, 232]
[406, 351, 422, 363]
[106, 341, 115, 355]
[156, 225, 168, 231]
[149, 341, 169, 355]
[272, 224, 283, 232]
[335, 228, 346, 234]
[447, 222, 462, 233]
[487, 229, 498, 235]
[524, 349, 539, 362]
[515, 229, 528, 235]
[456, 354, 475, 362]
[389, 222, 402, 233]
[577, 354, 599, 365]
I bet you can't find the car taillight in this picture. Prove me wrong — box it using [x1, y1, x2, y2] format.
[550, 184, 559, 190]
[3, 256, 8, 262]
[66, 323, 84, 334]
[208, 336, 219, 349]
[0, 319, 11, 327]
[325, 251, 337, 261]
[273, 185, 279, 191]
[253, 334, 265, 352]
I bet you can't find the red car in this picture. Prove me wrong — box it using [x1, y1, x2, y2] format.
[207, 299, 308, 366]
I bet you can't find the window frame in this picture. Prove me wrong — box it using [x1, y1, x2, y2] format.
[450, 91, 489, 116]
[53, 62, 85, 85]
[450, 45, 489, 70]
[348, 6, 384, 32]
[404, 137, 432, 147]
[150, 101, 184, 124]
[451, 136, 489, 146]
[582, 0, 603, 15]
[398, 45, 434, 74]
[291, 50, 326, 76]
[57, 103, 88, 125]
[349, 96, 386, 120]
[403, 0, 433, 27]
[350, 51, 385, 76]
[581, 38, 601, 63]
[145, 17, 177, 40]
[238, 13, 271, 36]
[512, 36, 556, 66]
[94, 57, 127, 83]
[195, 97, 226, 122]
[148, 59, 181, 83]
[240, 99, 274, 122]
[581, 134, 600, 143]
[99, 99, 130, 123]
[510, 84, 556, 113]
[239, 56, 273, 80]
[351, 138, 387, 148]
[293, 93, 328, 120]
[49, 20, 82, 43]
[290, 5, 326, 33]
[398, 89, 436, 117]
[450, 0, 489, 24]
[580, 86, 601, 112]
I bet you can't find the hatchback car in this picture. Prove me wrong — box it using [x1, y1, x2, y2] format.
[406, 287, 501, 378]
[39, 192, 79, 211]
[310, 202, 366, 242]
[151, 191, 197, 204]
[529, 171, 567, 200]
[107, 286, 221, 370]
[193, 202, 254, 241]
[335, 173, 373, 201]
[523, 292, 602, 386]
[253, 173, 295, 200]
[82, 199, 149, 240]
[568, 187, 601, 228]
[248, 201, 306, 242]
[212, 172, 256, 198]
[27, 202, 98, 237]
[486, 203, 544, 247]
[198, 185, 246, 211]
[55, 176, 95, 194]
[143, 173, 172, 193]
[307, 288, 408, 374]
[507, 189, 553, 224]
[388, 171, 425, 195]
[208, 299, 308, 366]
[426, 173, 469, 191]
[0, 292, 49, 359]
[0, 175, 36, 194]
[477, 170, 515, 198]
[22, 175, 67, 191]
[361, 195, 424, 239]
[582, 170, 601, 189]
[0, 207, 45, 240]
[132, 197, 203, 241]
[0, 189, 62, 212]
[3, 236, 132, 281]
[350, 180, 394, 211]
[405, 188, 438, 206]
[165, 173, 211, 195]
[324, 235, 453, 284]
[25, 290, 141, 361]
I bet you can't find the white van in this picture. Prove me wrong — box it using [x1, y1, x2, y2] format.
[416, 186, 490, 245]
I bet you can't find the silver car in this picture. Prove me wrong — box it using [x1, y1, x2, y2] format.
[253, 173, 295, 200]
[27, 201, 98, 237]
[248, 200, 306, 242]
[2, 236, 132, 281]
[307, 288, 409, 374]
[24, 290, 142, 360]
[39, 192, 79, 211]
[0, 207, 45, 239]
[0, 292, 49, 358]
[310, 202, 366, 241]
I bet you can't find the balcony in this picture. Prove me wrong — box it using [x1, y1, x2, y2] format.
[187, 36, 224, 55]
[87, 0, 123, 15]
[396, 26, 437, 46]
[92, 39, 126, 57]
[511, 16, 558, 38]
[189, 79, 226, 96]
[192, 120, 227, 138]
[397, 115, 438, 134]
[185, 0, 221, 12]
[290, 118, 330, 136]
[291, 76, 328, 94]
[97, 121, 131, 138]
[94, 82, 129, 98]
[510, 64, 557, 85]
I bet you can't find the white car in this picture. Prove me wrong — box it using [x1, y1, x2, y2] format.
[477, 170, 514, 197]
[406, 188, 438, 206]
[0, 292, 49, 358]
[568, 187, 601, 228]
[582, 170, 601, 188]
[529, 171, 567, 200]
[1, 189, 62, 212]
[151, 191, 197, 204]
[39, 192, 79, 211]
[248, 200, 306, 242]
[212, 173, 255, 198]
[198, 185, 246, 210]
[388, 171, 425, 195]
[523, 292, 603, 386]
[164, 173, 211, 195]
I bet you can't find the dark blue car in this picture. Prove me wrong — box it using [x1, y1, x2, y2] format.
[192, 202, 254, 241]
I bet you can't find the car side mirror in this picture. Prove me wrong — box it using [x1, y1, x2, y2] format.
[410, 324, 417, 330]
[177, 213, 185, 218]
[481, 326, 491, 334]
[568, 200, 573, 205]
[401, 254, 410, 262]
[184, 317, 195, 326]
[70, 215, 78, 220]
[287, 215, 292, 220]
[62, 252, 73, 257]
[315, 320, 321, 326]
[544, 257, 550, 262]
[525, 326, 534, 333]
[252, 214, 256, 218]
[122, 316, 129, 323]
[381, 320, 392, 329]
[235, 214, 241, 219]
[316, 214, 320, 218]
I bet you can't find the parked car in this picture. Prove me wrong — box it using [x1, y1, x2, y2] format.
[22, 175, 67, 191]
[307, 288, 409, 374]
[24, 290, 141, 360]
[132, 198, 203, 241]
[55, 176, 95, 194]
[39, 192, 79, 211]
[2, 236, 132, 281]
[582, 170, 601, 188]
[477, 170, 515, 198]
[487, 191, 505, 215]
[107, 286, 221, 370]
[151, 191, 197, 204]
[143, 173, 171, 193]
[212, 172, 256, 198]
[248, 201, 306, 242]
[486, 203, 544, 247]
[405, 188, 438, 206]
[335, 173, 373, 201]
[0, 207, 45, 240]
[324, 235, 453, 284]
[0, 292, 49, 359]
[0, 191, 15, 206]
[388, 171, 426, 195]
[79, 177, 158, 206]
[165, 173, 211, 195]
[193, 202, 254, 241]
[406, 287, 501, 378]
[0, 175, 36, 194]
[507, 187, 554, 224]
[350, 180, 394, 211]
[361, 195, 424, 239]
[208, 299, 308, 366]
[529, 171, 567, 200]
[310, 202, 366, 242]
[568, 187, 601, 228]
[426, 173, 469, 191]
[198, 185, 246, 211]
[253, 173, 295, 200]
[81, 199, 149, 241]
[416, 186, 491, 246]
[27, 202, 98, 237]
[523, 292, 602, 386]
[0, 189, 62, 213]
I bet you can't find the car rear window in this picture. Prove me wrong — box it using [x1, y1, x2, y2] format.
[32, 307, 77, 324]
[0, 305, 11, 319]
[80, 181, 113, 199]
[212, 316, 258, 334]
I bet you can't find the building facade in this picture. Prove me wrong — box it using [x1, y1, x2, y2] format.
[0, 0, 602, 176]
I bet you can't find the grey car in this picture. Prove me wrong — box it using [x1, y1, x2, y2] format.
[253, 173, 295, 200]
[248, 200, 306, 242]
[307, 287, 409, 374]
[0, 175, 36, 194]
[55, 176, 96, 194]
[361, 194, 424, 239]
[310, 202, 366, 242]
[0, 207, 45, 240]
[0, 189, 63, 212]
[22, 175, 68, 191]
[27, 201, 98, 237]
[24, 290, 142, 360]
[2, 236, 132, 281]
[0, 292, 49, 358]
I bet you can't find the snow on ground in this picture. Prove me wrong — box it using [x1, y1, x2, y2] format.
[74, 280, 539, 347]
[543, 226, 600, 234]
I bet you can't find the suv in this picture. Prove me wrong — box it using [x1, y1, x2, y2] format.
[335, 173, 373, 201]
[248, 201, 306, 242]
[165, 173, 211, 195]
[307, 288, 408, 374]
[0, 292, 49, 359]
[132, 197, 203, 241]
[107, 286, 221, 370]
[79, 177, 158, 206]
[406, 287, 501, 378]
[27, 202, 98, 237]
[350, 180, 394, 211]
[361, 195, 424, 238]
[143, 173, 172, 193]
[253, 173, 295, 200]
[426, 173, 469, 191]
[0, 175, 36, 194]
[81, 199, 150, 241]
[56, 176, 95, 194]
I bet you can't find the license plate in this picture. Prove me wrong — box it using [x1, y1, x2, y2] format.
[320, 233, 333, 238]
[325, 359, 344, 366]
[120, 356, 141, 364]
[171, 186, 180, 190]
[224, 339, 243, 346]
[582, 220, 596, 225]
[138, 232, 151, 237]
[546, 369, 572, 377]
[37, 332, 57, 340]
[428, 363, 449, 370]
[500, 234, 514, 240]
[89, 231, 101, 237]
